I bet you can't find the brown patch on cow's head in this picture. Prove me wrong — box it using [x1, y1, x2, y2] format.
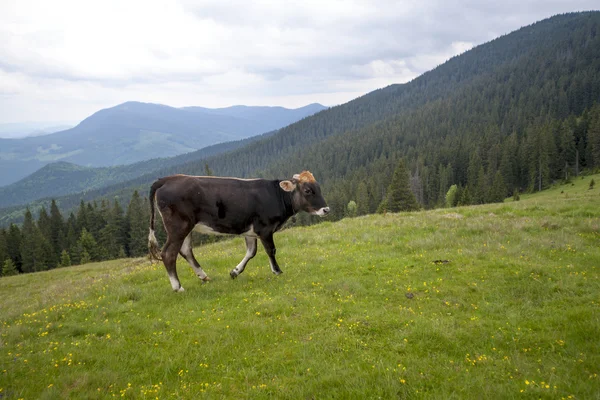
[293, 171, 316, 183]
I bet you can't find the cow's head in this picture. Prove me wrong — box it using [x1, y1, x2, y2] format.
[280, 171, 330, 216]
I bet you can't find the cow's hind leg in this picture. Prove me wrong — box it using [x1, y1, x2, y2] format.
[160, 212, 192, 292]
[260, 233, 283, 275]
[162, 235, 186, 292]
[230, 237, 257, 279]
[180, 232, 210, 282]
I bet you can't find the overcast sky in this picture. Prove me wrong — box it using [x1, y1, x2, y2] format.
[0, 0, 597, 126]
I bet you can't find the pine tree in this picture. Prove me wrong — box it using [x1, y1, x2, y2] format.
[80, 250, 91, 265]
[77, 228, 98, 264]
[0, 229, 7, 269]
[87, 201, 105, 240]
[65, 213, 79, 265]
[458, 186, 472, 206]
[20, 209, 51, 272]
[410, 165, 424, 205]
[557, 120, 576, 180]
[37, 206, 57, 269]
[38, 206, 51, 240]
[499, 132, 518, 192]
[475, 167, 488, 204]
[49, 200, 66, 260]
[437, 164, 450, 207]
[126, 190, 148, 257]
[527, 125, 552, 192]
[59, 250, 71, 267]
[376, 198, 388, 214]
[20, 209, 36, 272]
[355, 181, 370, 216]
[466, 151, 483, 202]
[75, 200, 89, 236]
[6, 224, 22, 272]
[2, 259, 18, 277]
[99, 199, 127, 259]
[589, 104, 600, 168]
[380, 159, 419, 212]
[488, 171, 507, 203]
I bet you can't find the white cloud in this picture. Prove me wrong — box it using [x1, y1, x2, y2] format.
[0, 0, 598, 124]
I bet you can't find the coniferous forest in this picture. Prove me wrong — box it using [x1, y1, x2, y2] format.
[2, 12, 600, 275]
[0, 193, 159, 275]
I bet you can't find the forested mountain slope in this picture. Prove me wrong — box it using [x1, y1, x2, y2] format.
[1, 12, 599, 227]
[150, 12, 600, 218]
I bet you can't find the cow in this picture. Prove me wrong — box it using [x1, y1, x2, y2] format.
[148, 171, 329, 291]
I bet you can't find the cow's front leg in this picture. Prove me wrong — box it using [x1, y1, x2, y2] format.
[260, 234, 283, 275]
[230, 237, 257, 279]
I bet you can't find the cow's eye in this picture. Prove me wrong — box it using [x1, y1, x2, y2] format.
[304, 188, 313, 195]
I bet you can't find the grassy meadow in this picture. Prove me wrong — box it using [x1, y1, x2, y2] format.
[1, 175, 599, 399]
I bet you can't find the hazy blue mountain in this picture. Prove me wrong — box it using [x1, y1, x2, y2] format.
[0, 102, 327, 187]
[0, 130, 272, 209]
[182, 103, 327, 130]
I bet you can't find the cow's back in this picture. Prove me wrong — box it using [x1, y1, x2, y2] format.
[154, 175, 288, 236]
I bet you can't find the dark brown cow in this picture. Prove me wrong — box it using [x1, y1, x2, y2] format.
[148, 171, 329, 291]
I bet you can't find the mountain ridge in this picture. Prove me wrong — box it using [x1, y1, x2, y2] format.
[0, 102, 327, 187]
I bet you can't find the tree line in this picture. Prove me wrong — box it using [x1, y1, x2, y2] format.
[2, 12, 600, 275]
[2, 98, 599, 276]
[0, 191, 157, 276]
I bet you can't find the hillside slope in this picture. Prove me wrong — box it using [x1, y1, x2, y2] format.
[1, 175, 598, 398]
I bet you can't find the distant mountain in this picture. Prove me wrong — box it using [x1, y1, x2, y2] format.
[0, 102, 327, 187]
[0, 130, 273, 209]
[182, 103, 327, 130]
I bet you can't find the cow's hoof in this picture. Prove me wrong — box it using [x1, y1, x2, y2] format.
[273, 270, 283, 276]
[230, 270, 238, 279]
[176, 287, 185, 292]
[201, 276, 211, 282]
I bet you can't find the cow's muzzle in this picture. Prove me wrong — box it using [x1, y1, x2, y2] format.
[314, 207, 330, 217]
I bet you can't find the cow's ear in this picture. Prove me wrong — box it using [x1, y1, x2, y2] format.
[279, 180, 296, 192]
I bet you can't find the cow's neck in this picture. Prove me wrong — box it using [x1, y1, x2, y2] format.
[283, 190, 298, 217]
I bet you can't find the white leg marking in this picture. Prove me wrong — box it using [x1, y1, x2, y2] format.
[231, 237, 257, 277]
[169, 275, 184, 292]
[180, 234, 209, 280]
[148, 229, 158, 246]
[269, 259, 283, 275]
[233, 254, 252, 275]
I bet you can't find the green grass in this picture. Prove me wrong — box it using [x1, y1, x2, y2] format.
[1, 175, 599, 399]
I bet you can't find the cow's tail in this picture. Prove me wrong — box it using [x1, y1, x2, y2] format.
[148, 180, 163, 261]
